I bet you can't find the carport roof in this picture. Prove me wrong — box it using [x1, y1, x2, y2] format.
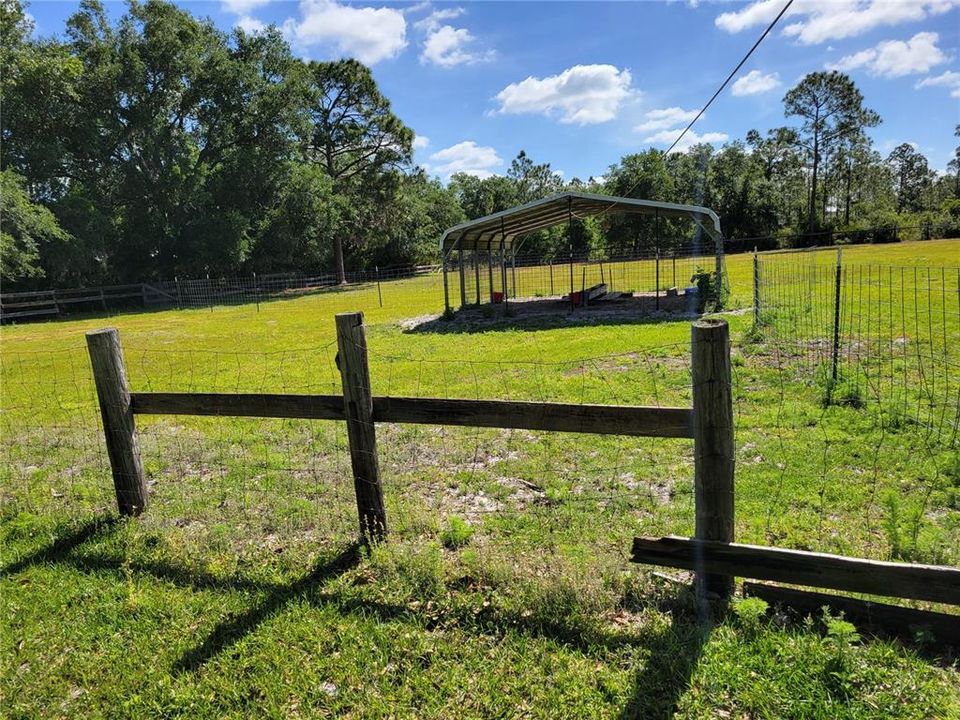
[440, 191, 722, 255]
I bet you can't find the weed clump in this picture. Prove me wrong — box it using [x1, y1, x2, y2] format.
[440, 516, 474, 549]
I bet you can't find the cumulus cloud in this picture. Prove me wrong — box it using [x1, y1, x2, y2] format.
[414, 7, 464, 32]
[222, 0, 271, 14]
[421, 25, 493, 67]
[413, 135, 431, 150]
[428, 141, 502, 178]
[642, 129, 729, 153]
[915, 69, 960, 98]
[634, 107, 698, 132]
[236, 15, 266, 33]
[716, 0, 958, 45]
[731, 69, 782, 95]
[494, 65, 633, 125]
[827, 32, 947, 77]
[283, 0, 407, 65]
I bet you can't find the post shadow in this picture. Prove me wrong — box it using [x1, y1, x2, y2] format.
[173, 543, 362, 673]
[618, 615, 710, 720]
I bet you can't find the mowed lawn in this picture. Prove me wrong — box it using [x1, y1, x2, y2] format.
[2, 240, 959, 718]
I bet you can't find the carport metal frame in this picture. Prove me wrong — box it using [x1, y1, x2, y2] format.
[439, 192, 724, 313]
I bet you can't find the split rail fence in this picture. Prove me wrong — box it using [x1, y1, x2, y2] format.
[85, 314, 960, 634]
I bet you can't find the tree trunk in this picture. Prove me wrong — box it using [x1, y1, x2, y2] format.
[333, 235, 347, 285]
[844, 160, 852, 225]
[807, 133, 819, 234]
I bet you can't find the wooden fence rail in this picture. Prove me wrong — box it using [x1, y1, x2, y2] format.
[130, 392, 694, 438]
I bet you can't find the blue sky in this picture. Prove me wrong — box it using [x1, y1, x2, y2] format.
[27, 0, 960, 179]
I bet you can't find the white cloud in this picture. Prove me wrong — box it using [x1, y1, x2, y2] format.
[413, 135, 430, 150]
[421, 25, 493, 67]
[827, 32, 947, 77]
[222, 0, 271, 14]
[494, 65, 633, 125]
[642, 128, 729, 153]
[731, 69, 782, 95]
[283, 0, 407, 65]
[916, 69, 960, 98]
[413, 7, 464, 32]
[237, 15, 266, 33]
[634, 107, 698, 132]
[716, 0, 959, 45]
[428, 141, 502, 178]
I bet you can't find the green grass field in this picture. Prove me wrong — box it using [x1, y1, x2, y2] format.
[2, 240, 959, 718]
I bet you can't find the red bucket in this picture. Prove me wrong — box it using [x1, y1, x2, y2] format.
[492, 291, 504, 304]
[569, 290, 582, 307]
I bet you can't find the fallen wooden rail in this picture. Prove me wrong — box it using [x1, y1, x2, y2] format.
[130, 392, 693, 439]
[632, 536, 960, 605]
[744, 582, 960, 647]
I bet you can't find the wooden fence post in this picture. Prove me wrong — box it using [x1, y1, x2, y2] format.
[335, 312, 387, 540]
[86, 328, 148, 516]
[691, 318, 734, 601]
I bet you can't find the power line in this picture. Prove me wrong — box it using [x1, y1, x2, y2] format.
[598, 0, 795, 223]
[665, 0, 795, 155]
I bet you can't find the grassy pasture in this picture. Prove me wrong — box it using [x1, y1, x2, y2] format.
[2, 240, 959, 718]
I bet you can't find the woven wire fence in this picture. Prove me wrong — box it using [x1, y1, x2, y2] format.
[4, 326, 958, 573]
[1, 339, 703, 564]
[754, 249, 959, 445]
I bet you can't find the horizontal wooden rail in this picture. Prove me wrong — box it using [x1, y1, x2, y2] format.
[130, 392, 694, 439]
[632, 536, 960, 605]
[372, 397, 693, 438]
[131, 392, 346, 420]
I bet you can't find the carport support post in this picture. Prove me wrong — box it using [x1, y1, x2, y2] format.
[442, 257, 450, 314]
[691, 318, 734, 603]
[335, 312, 387, 541]
[655, 249, 661, 310]
[474, 252, 480, 305]
[458, 248, 467, 308]
[86, 328, 148, 516]
[500, 244, 509, 313]
[487, 245, 495, 303]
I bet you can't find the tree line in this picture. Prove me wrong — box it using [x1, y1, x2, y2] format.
[2, 0, 958, 290]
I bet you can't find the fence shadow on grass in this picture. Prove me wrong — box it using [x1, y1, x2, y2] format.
[1, 514, 119, 576]
[173, 543, 363, 672]
[2, 514, 714, 703]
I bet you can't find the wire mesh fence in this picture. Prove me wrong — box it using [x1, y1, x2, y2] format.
[3, 320, 958, 571]
[754, 249, 959, 447]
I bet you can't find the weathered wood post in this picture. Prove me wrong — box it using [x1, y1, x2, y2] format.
[691, 318, 734, 601]
[86, 328, 148, 516]
[335, 312, 387, 541]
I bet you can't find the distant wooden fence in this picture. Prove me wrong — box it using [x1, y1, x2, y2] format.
[85, 315, 959, 631]
[3, 265, 442, 322]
